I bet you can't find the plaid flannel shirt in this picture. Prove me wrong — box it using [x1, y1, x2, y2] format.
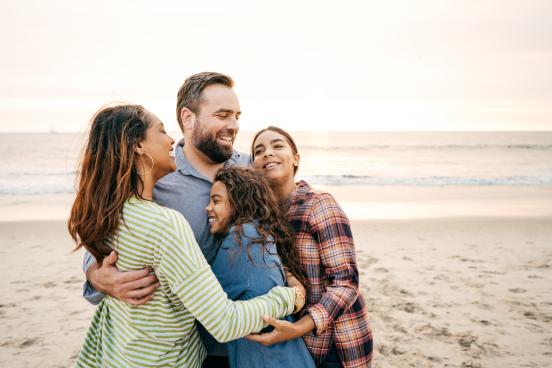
[286, 181, 373, 368]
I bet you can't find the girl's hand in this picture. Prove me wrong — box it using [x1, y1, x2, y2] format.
[245, 315, 302, 346]
[246, 314, 316, 346]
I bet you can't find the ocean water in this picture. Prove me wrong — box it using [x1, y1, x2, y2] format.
[1, 131, 551, 195]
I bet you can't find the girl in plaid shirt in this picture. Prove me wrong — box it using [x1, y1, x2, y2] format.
[247, 127, 373, 368]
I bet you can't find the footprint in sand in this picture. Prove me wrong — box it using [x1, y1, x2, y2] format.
[427, 356, 443, 363]
[393, 301, 423, 314]
[482, 270, 506, 275]
[472, 301, 493, 310]
[461, 360, 483, 368]
[474, 319, 492, 326]
[458, 333, 500, 359]
[377, 343, 390, 356]
[415, 323, 452, 338]
[523, 311, 538, 320]
[63, 276, 82, 284]
[358, 256, 378, 268]
[2, 337, 43, 349]
[451, 255, 483, 263]
[433, 273, 451, 282]
[19, 337, 42, 348]
[458, 334, 478, 350]
[508, 288, 527, 293]
[391, 346, 406, 355]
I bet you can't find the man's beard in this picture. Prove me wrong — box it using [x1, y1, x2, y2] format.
[192, 120, 234, 164]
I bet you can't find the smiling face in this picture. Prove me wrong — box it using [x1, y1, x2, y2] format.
[205, 181, 234, 235]
[138, 111, 176, 180]
[191, 84, 241, 163]
[252, 129, 299, 185]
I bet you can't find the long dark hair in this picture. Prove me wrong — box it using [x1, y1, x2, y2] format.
[214, 167, 307, 284]
[68, 104, 151, 263]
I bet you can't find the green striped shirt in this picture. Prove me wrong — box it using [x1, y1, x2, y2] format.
[76, 198, 295, 368]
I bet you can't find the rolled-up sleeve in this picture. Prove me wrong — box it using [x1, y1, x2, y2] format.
[306, 193, 360, 335]
[82, 251, 105, 305]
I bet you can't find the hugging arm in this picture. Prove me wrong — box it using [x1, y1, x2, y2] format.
[82, 250, 159, 306]
[248, 193, 360, 345]
[157, 215, 297, 343]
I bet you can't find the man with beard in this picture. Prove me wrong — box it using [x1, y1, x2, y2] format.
[82, 72, 248, 367]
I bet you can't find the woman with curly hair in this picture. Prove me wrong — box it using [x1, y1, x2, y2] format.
[206, 166, 315, 368]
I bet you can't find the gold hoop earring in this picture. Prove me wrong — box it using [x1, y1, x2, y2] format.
[137, 151, 155, 175]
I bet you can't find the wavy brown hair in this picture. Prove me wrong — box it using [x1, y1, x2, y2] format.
[68, 104, 151, 263]
[214, 167, 307, 285]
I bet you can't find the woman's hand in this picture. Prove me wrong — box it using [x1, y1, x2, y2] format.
[245, 314, 316, 346]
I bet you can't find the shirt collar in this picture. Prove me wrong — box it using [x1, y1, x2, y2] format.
[175, 138, 245, 180]
[285, 180, 311, 207]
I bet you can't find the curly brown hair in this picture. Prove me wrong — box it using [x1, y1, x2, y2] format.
[214, 167, 307, 285]
[68, 104, 151, 263]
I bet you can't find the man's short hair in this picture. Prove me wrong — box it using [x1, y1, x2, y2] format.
[176, 72, 234, 131]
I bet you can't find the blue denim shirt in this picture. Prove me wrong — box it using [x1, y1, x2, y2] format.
[211, 223, 315, 368]
[82, 139, 250, 356]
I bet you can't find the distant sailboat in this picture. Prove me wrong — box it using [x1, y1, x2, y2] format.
[49, 125, 58, 134]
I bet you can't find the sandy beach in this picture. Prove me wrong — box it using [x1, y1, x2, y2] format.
[1, 186, 551, 367]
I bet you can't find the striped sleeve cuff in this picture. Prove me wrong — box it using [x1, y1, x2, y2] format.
[307, 303, 333, 335]
[173, 264, 296, 343]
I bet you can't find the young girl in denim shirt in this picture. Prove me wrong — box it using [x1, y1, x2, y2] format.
[205, 167, 315, 368]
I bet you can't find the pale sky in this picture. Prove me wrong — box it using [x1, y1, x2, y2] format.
[1, 0, 551, 132]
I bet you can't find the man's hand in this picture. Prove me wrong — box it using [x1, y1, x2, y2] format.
[245, 314, 316, 346]
[87, 251, 160, 306]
